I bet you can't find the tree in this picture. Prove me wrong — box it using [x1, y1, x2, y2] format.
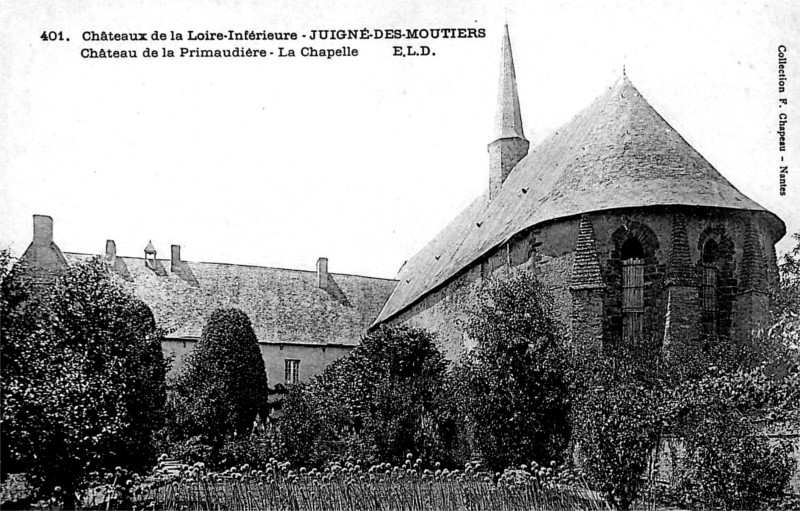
[657, 364, 795, 510]
[771, 232, 800, 349]
[0, 253, 168, 504]
[277, 325, 454, 467]
[452, 270, 571, 472]
[654, 233, 799, 509]
[571, 341, 664, 510]
[172, 308, 268, 450]
[274, 383, 338, 468]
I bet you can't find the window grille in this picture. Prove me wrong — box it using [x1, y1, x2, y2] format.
[702, 240, 720, 338]
[622, 258, 644, 341]
[285, 359, 300, 385]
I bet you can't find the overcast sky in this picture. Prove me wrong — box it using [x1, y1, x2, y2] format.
[2, 0, 798, 279]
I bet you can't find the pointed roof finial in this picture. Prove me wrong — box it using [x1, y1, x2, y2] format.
[492, 24, 526, 142]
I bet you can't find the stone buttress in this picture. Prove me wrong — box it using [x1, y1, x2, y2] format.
[569, 215, 605, 350]
[662, 214, 700, 358]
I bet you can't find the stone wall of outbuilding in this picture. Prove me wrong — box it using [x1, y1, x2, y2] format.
[162, 338, 352, 385]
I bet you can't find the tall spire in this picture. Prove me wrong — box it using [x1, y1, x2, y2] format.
[493, 24, 526, 141]
[488, 24, 529, 201]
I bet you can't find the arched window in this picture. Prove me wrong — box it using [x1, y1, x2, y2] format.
[621, 238, 645, 341]
[702, 239, 719, 337]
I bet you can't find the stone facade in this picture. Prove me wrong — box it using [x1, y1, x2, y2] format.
[162, 337, 352, 386]
[390, 206, 781, 357]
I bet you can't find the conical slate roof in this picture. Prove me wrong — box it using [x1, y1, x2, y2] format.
[374, 75, 783, 325]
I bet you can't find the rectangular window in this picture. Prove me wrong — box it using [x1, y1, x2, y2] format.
[622, 259, 644, 341]
[285, 359, 300, 385]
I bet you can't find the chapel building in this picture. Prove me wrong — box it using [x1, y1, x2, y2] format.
[372, 25, 785, 358]
[17, 26, 786, 373]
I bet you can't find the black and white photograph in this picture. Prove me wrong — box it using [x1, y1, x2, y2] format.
[1, 0, 798, 509]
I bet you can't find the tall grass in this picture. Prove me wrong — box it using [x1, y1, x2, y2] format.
[131, 457, 609, 511]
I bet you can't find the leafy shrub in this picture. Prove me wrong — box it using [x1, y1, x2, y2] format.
[0, 253, 168, 503]
[571, 341, 663, 510]
[659, 238, 800, 510]
[771, 231, 800, 349]
[452, 270, 571, 472]
[274, 383, 338, 468]
[170, 308, 269, 452]
[277, 325, 453, 467]
[164, 435, 215, 466]
[665, 366, 796, 510]
[217, 434, 272, 469]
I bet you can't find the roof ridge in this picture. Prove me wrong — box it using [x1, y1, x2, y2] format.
[66, 252, 397, 281]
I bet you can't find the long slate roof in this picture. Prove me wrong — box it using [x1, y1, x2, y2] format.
[374, 75, 784, 325]
[66, 253, 397, 346]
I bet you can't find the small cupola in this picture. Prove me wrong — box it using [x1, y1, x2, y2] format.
[144, 240, 156, 261]
[143, 240, 166, 275]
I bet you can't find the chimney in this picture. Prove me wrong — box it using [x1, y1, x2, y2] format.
[105, 240, 117, 265]
[33, 215, 54, 246]
[317, 257, 329, 290]
[22, 214, 68, 279]
[171, 245, 182, 273]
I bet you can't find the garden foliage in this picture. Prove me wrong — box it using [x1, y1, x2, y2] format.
[452, 270, 572, 472]
[277, 325, 454, 468]
[3, 231, 800, 509]
[771, 231, 800, 349]
[170, 308, 269, 451]
[570, 331, 798, 510]
[658, 242, 800, 510]
[663, 365, 796, 509]
[567, 229, 800, 511]
[570, 341, 664, 510]
[0, 253, 168, 503]
[135, 456, 607, 511]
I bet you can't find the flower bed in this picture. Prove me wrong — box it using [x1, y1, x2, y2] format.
[130, 456, 607, 511]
